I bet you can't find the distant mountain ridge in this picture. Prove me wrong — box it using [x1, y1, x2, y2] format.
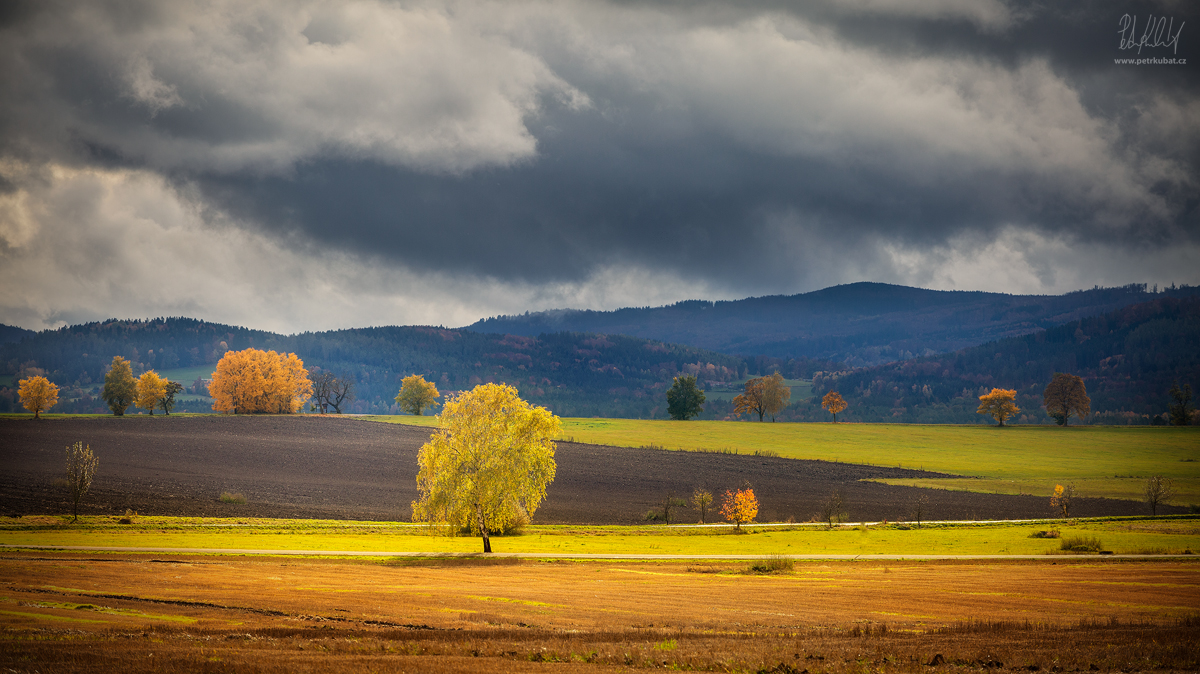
[469, 282, 1199, 366]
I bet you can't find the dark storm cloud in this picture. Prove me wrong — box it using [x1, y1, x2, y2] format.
[1, 0, 1198, 332]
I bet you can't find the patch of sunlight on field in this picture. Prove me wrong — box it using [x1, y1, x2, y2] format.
[872, 477, 1200, 504]
[362, 414, 439, 427]
[360, 416, 1200, 502]
[3, 517, 1198, 556]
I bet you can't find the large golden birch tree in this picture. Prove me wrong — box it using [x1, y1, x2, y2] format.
[412, 383, 559, 553]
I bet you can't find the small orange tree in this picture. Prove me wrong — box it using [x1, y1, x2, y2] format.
[720, 488, 759, 530]
[732, 377, 768, 421]
[977, 388, 1019, 426]
[821, 391, 847, 422]
[209, 348, 312, 414]
[18, 375, 59, 419]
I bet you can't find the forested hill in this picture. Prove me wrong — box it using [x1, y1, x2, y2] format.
[469, 282, 1200, 366]
[786, 296, 1200, 425]
[0, 318, 769, 418]
[0, 324, 33, 344]
[2, 296, 1195, 423]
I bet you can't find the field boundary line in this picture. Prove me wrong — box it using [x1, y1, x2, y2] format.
[3, 544, 1197, 561]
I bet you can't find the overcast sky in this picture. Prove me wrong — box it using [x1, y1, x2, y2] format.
[1, 0, 1197, 333]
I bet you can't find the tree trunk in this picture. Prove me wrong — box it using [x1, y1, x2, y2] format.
[476, 503, 492, 553]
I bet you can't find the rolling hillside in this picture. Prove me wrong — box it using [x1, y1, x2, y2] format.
[0, 319, 747, 418]
[470, 282, 1199, 365]
[2, 295, 1196, 424]
[785, 296, 1200, 425]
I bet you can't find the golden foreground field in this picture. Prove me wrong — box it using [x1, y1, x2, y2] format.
[1, 552, 1197, 673]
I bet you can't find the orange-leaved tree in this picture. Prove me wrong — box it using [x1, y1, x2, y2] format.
[821, 391, 847, 422]
[18, 375, 59, 419]
[135, 371, 167, 415]
[209, 348, 313, 414]
[720, 487, 759, 530]
[732, 377, 768, 421]
[977, 388, 1019, 426]
[734, 373, 791, 422]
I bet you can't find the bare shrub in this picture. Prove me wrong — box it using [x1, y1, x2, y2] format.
[65, 441, 97, 523]
[1145, 476, 1174, 515]
[746, 555, 794, 574]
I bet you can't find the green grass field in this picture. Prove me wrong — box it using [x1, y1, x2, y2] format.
[155, 364, 218, 385]
[2, 516, 1197, 556]
[362, 416, 1200, 503]
[706, 378, 813, 403]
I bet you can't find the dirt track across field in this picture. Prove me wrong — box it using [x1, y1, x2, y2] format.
[0, 416, 1172, 523]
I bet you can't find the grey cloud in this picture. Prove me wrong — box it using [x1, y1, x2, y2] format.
[0, 0, 1198, 332]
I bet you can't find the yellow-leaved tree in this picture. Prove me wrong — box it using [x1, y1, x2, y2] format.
[395, 374, 440, 415]
[821, 391, 847, 423]
[412, 383, 559, 553]
[209, 348, 313, 414]
[977, 388, 1019, 426]
[18, 375, 59, 419]
[719, 487, 759, 530]
[135, 371, 167, 415]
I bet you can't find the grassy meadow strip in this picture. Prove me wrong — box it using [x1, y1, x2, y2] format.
[2, 516, 1197, 556]
[363, 416, 1200, 502]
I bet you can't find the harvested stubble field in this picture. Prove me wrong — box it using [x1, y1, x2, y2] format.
[1, 552, 1197, 673]
[0, 416, 1184, 524]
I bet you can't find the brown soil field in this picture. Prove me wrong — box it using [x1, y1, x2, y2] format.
[1, 552, 1197, 672]
[0, 416, 1171, 524]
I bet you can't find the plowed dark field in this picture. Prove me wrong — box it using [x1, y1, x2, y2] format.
[0, 416, 1166, 523]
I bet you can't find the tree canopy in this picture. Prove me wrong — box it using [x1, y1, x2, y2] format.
[977, 388, 1019, 426]
[1042, 372, 1090, 425]
[412, 383, 559, 553]
[821, 391, 847, 422]
[666, 374, 705, 420]
[102, 356, 136, 416]
[311, 371, 355, 414]
[135, 370, 167, 414]
[18, 375, 58, 419]
[209, 348, 313, 414]
[159, 381, 183, 415]
[733, 373, 791, 421]
[720, 488, 758, 530]
[1169, 381, 1193, 426]
[396, 374, 440, 415]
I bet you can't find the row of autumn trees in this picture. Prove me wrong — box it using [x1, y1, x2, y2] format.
[17, 357, 186, 418]
[17, 347, 448, 417]
[973, 374, 1193, 427]
[665, 371, 848, 423]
